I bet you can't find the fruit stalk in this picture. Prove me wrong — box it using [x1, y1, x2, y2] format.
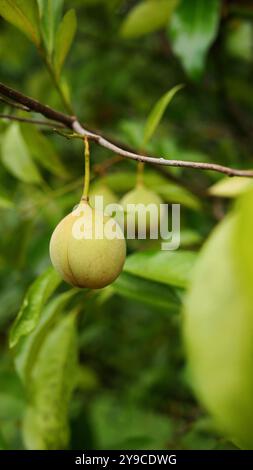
[82, 137, 90, 202]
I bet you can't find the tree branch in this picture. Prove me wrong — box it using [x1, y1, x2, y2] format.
[0, 113, 66, 128]
[1, 81, 253, 178]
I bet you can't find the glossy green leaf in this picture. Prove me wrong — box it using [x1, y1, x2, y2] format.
[9, 267, 61, 348]
[184, 214, 253, 449]
[169, 0, 221, 79]
[121, 0, 179, 38]
[0, 0, 41, 45]
[54, 8, 77, 77]
[20, 124, 68, 179]
[143, 84, 183, 145]
[1, 123, 42, 184]
[23, 314, 78, 450]
[37, 0, 64, 55]
[113, 272, 181, 313]
[208, 176, 253, 198]
[14, 289, 77, 384]
[124, 250, 196, 288]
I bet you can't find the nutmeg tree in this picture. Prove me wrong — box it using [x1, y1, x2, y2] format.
[0, 0, 253, 451]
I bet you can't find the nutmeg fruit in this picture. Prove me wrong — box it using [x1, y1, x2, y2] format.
[120, 184, 163, 233]
[50, 201, 126, 289]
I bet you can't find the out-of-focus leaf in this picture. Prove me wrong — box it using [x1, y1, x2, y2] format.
[0, 194, 13, 209]
[0, 431, 7, 450]
[90, 394, 172, 449]
[226, 20, 253, 62]
[9, 267, 61, 348]
[124, 250, 196, 288]
[184, 214, 253, 449]
[143, 84, 183, 145]
[169, 0, 221, 79]
[23, 314, 78, 450]
[37, 0, 64, 55]
[1, 123, 42, 184]
[157, 183, 201, 210]
[113, 272, 181, 313]
[102, 171, 201, 210]
[234, 188, 253, 300]
[180, 229, 203, 247]
[208, 176, 253, 198]
[20, 124, 68, 178]
[54, 9, 77, 77]
[0, 371, 25, 420]
[0, 0, 41, 45]
[121, 0, 179, 38]
[14, 289, 77, 384]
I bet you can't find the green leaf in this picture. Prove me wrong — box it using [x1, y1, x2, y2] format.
[143, 84, 183, 146]
[0, 0, 41, 46]
[37, 0, 64, 55]
[22, 314, 78, 450]
[169, 0, 221, 79]
[208, 176, 253, 198]
[20, 124, 68, 179]
[233, 188, 253, 300]
[102, 171, 201, 210]
[90, 394, 172, 449]
[9, 267, 61, 348]
[184, 214, 253, 449]
[0, 194, 13, 209]
[54, 8, 77, 77]
[124, 250, 196, 288]
[1, 123, 42, 184]
[14, 289, 77, 384]
[156, 182, 201, 210]
[113, 272, 181, 313]
[121, 0, 179, 39]
[0, 371, 25, 420]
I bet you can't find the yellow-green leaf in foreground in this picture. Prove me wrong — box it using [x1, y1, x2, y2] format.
[0, 0, 40, 46]
[184, 209, 253, 449]
[121, 0, 179, 38]
[54, 8, 77, 77]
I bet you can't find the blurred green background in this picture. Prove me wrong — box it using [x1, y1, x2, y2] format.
[0, 0, 253, 450]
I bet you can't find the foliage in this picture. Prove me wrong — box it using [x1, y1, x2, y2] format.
[0, 0, 252, 450]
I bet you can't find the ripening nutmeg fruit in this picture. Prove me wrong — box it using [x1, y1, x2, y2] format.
[120, 184, 163, 233]
[50, 201, 126, 289]
[89, 183, 118, 214]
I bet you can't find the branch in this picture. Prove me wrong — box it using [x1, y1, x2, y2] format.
[0, 113, 66, 128]
[1, 81, 253, 178]
[0, 96, 30, 111]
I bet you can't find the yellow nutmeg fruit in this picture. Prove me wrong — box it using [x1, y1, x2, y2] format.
[89, 183, 118, 214]
[49, 201, 126, 289]
[120, 184, 163, 233]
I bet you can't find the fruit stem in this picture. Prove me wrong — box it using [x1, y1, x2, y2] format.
[137, 161, 145, 186]
[82, 137, 90, 201]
